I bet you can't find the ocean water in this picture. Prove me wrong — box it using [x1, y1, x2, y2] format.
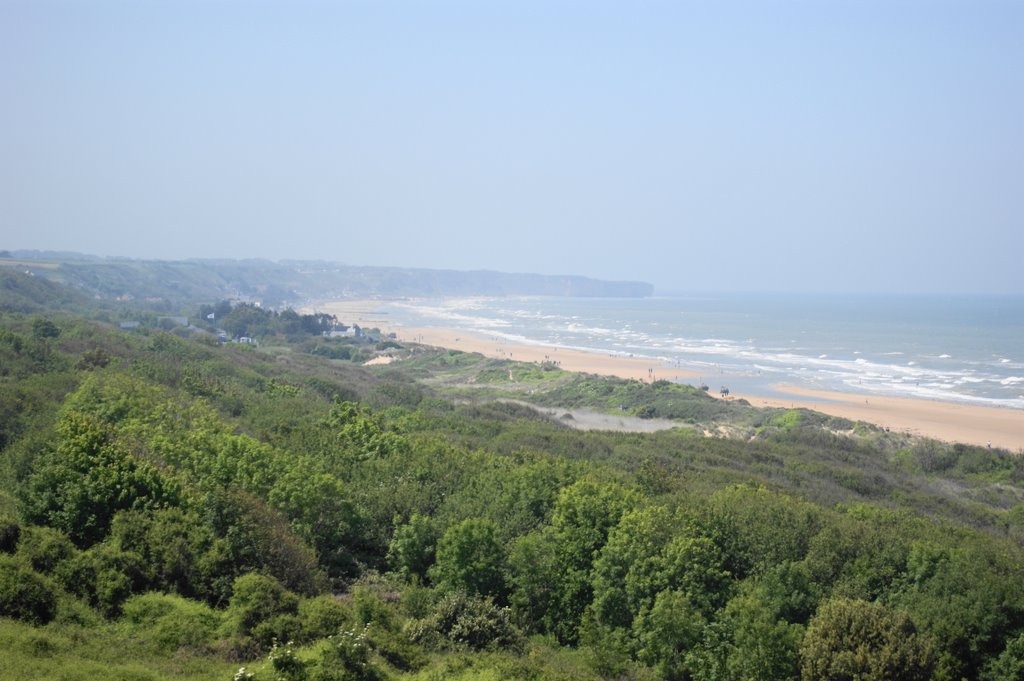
[380, 294, 1024, 410]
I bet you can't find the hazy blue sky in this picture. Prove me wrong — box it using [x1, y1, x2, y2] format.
[2, 1, 1021, 294]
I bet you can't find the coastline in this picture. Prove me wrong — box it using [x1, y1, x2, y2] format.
[316, 300, 1024, 452]
[753, 386, 1024, 451]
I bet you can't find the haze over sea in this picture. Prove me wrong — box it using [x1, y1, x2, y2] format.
[376, 294, 1024, 410]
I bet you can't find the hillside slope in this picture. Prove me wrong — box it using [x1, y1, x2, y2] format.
[1, 282, 1023, 681]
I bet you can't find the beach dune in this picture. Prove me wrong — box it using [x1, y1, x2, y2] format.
[317, 300, 1024, 452]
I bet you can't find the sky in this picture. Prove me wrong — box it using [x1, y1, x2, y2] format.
[2, 1, 1022, 294]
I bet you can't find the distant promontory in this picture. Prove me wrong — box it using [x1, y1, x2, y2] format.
[2, 251, 654, 306]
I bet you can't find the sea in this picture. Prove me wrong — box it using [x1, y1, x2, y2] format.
[373, 294, 1024, 410]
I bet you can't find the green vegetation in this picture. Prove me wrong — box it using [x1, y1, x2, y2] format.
[2, 273, 1024, 680]
[3, 252, 653, 306]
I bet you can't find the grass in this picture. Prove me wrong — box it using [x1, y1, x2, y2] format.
[0, 618, 237, 681]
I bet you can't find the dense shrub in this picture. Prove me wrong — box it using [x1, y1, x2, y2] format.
[430, 518, 506, 599]
[298, 594, 352, 641]
[0, 517, 20, 553]
[800, 598, 935, 681]
[15, 525, 77, 573]
[312, 624, 384, 681]
[224, 573, 300, 637]
[406, 591, 521, 651]
[0, 555, 58, 624]
[387, 513, 438, 582]
[54, 543, 147, 617]
[983, 633, 1024, 681]
[121, 592, 221, 652]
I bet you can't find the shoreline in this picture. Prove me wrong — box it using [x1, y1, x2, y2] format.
[316, 300, 1024, 451]
[752, 386, 1024, 451]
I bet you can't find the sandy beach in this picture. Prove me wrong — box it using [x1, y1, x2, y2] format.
[754, 386, 1024, 452]
[317, 300, 1024, 452]
[316, 300, 698, 382]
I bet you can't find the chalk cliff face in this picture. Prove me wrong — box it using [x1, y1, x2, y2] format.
[6, 251, 654, 306]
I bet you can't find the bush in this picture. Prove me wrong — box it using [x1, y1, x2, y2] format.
[406, 591, 521, 651]
[0, 555, 58, 624]
[269, 640, 307, 681]
[54, 543, 147, 617]
[298, 595, 351, 641]
[15, 526, 76, 573]
[387, 514, 438, 582]
[983, 632, 1024, 681]
[252, 613, 303, 649]
[225, 573, 300, 637]
[351, 585, 397, 632]
[429, 518, 506, 599]
[801, 598, 935, 681]
[121, 592, 221, 652]
[0, 517, 19, 553]
[311, 624, 384, 681]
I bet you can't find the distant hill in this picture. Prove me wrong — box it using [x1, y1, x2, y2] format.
[2, 251, 654, 306]
[0, 267, 89, 313]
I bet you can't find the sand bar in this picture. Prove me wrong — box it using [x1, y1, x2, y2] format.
[317, 300, 1024, 451]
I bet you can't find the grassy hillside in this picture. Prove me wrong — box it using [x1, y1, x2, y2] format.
[2, 281, 1024, 681]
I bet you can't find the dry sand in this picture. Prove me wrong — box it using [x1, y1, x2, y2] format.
[316, 300, 696, 382]
[317, 300, 1024, 451]
[754, 386, 1024, 452]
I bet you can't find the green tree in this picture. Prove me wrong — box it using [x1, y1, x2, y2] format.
[891, 541, 1019, 680]
[687, 586, 802, 681]
[703, 484, 821, 579]
[591, 505, 731, 642]
[110, 507, 212, 599]
[22, 411, 178, 547]
[633, 589, 705, 680]
[322, 401, 409, 462]
[387, 513, 439, 581]
[201, 490, 327, 598]
[121, 592, 222, 653]
[269, 467, 361, 579]
[803, 510, 910, 601]
[430, 518, 506, 599]
[59, 542, 147, 616]
[0, 517, 19, 553]
[31, 317, 60, 339]
[15, 525, 77, 573]
[723, 590, 802, 681]
[407, 590, 521, 651]
[755, 561, 819, 625]
[298, 595, 352, 642]
[508, 529, 560, 634]
[800, 598, 935, 681]
[508, 478, 638, 643]
[982, 633, 1024, 681]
